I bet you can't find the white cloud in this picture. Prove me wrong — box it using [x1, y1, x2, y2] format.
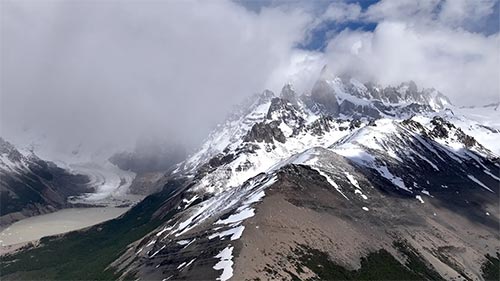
[323, 21, 500, 105]
[321, 2, 362, 23]
[1, 0, 498, 158]
[1, 0, 310, 154]
[363, 0, 499, 32]
[363, 0, 441, 24]
[290, 0, 499, 106]
[438, 0, 498, 30]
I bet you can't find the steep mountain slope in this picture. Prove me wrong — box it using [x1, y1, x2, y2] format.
[1, 72, 498, 281]
[0, 138, 91, 225]
[111, 110, 498, 281]
[111, 73, 498, 281]
[453, 102, 500, 155]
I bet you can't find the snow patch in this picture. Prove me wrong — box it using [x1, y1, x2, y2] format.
[213, 245, 234, 281]
[216, 208, 255, 225]
[374, 165, 410, 192]
[484, 169, 500, 181]
[344, 172, 360, 189]
[467, 175, 493, 192]
[311, 167, 349, 200]
[209, 225, 245, 241]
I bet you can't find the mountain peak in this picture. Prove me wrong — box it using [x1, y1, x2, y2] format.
[280, 83, 300, 106]
[319, 64, 336, 80]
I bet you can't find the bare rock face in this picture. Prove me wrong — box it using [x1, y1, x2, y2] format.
[266, 98, 306, 128]
[0, 138, 91, 225]
[244, 121, 286, 143]
[339, 99, 382, 119]
[310, 79, 340, 116]
[429, 116, 478, 148]
[280, 83, 300, 107]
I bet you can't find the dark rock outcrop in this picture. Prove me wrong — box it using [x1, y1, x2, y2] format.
[310, 79, 340, 116]
[244, 121, 286, 143]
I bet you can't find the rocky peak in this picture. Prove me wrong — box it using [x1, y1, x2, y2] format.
[319, 64, 336, 80]
[422, 89, 452, 110]
[310, 79, 340, 116]
[243, 121, 286, 144]
[379, 82, 452, 110]
[280, 83, 299, 107]
[0, 137, 24, 163]
[261, 89, 274, 97]
[307, 65, 341, 115]
[399, 81, 418, 98]
[428, 116, 477, 148]
[266, 98, 306, 127]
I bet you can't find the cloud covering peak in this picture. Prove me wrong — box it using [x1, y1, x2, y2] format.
[1, 0, 498, 157]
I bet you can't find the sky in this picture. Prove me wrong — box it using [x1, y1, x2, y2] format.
[1, 0, 499, 158]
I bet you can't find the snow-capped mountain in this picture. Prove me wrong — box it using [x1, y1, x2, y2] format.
[303, 65, 452, 119]
[108, 70, 498, 280]
[0, 138, 92, 225]
[2, 70, 498, 281]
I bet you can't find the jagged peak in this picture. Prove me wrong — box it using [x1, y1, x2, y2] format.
[280, 83, 300, 106]
[319, 64, 337, 81]
[0, 137, 22, 158]
[281, 82, 294, 92]
[261, 89, 275, 97]
[398, 80, 418, 92]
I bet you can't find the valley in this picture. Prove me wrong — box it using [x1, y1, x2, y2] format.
[1, 71, 498, 280]
[0, 142, 145, 254]
[3, 1, 499, 280]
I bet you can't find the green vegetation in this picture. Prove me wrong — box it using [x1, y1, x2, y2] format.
[289, 242, 443, 281]
[0, 180, 183, 280]
[393, 241, 444, 280]
[481, 252, 499, 281]
[432, 246, 472, 280]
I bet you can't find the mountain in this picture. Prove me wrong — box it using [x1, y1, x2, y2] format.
[0, 138, 92, 225]
[109, 138, 186, 196]
[109, 138, 186, 174]
[1, 71, 498, 281]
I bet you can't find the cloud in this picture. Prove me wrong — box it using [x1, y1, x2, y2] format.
[362, 0, 499, 33]
[1, 0, 310, 157]
[363, 0, 441, 24]
[322, 21, 499, 105]
[320, 2, 362, 23]
[1, 0, 498, 160]
[291, 1, 499, 106]
[438, 0, 498, 30]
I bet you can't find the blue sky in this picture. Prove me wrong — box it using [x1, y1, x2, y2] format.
[299, 19, 378, 51]
[237, 0, 499, 51]
[298, 0, 379, 51]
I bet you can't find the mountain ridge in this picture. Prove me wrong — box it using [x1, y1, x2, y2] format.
[0, 138, 93, 226]
[1, 72, 498, 281]
[110, 72, 498, 280]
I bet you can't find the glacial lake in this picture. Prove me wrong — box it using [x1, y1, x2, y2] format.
[0, 207, 129, 247]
